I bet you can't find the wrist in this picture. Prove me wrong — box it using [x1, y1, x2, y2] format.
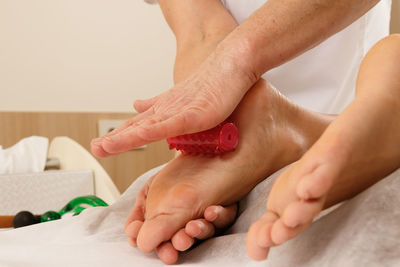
[210, 36, 260, 90]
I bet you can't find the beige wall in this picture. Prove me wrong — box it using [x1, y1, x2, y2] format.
[0, 1, 399, 113]
[0, 0, 175, 112]
[391, 1, 400, 33]
[0, 112, 174, 192]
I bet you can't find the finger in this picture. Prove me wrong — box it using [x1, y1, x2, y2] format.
[102, 108, 156, 139]
[99, 107, 157, 148]
[101, 113, 167, 154]
[90, 138, 114, 158]
[92, 110, 157, 157]
[133, 96, 158, 113]
[171, 228, 195, 252]
[156, 241, 179, 265]
[185, 219, 215, 240]
[134, 104, 223, 142]
[133, 113, 189, 142]
[204, 204, 237, 229]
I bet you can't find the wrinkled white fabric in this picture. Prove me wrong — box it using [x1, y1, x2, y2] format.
[0, 136, 48, 175]
[0, 165, 399, 267]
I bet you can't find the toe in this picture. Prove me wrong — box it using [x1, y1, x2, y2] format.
[156, 241, 179, 265]
[270, 218, 310, 245]
[125, 220, 144, 238]
[137, 213, 187, 253]
[128, 237, 137, 247]
[185, 219, 215, 239]
[204, 204, 237, 229]
[281, 199, 324, 228]
[255, 211, 279, 248]
[247, 220, 271, 261]
[296, 162, 337, 200]
[171, 229, 194, 251]
[124, 179, 152, 231]
[124, 203, 145, 231]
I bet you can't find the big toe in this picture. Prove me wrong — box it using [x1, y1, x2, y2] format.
[137, 212, 190, 253]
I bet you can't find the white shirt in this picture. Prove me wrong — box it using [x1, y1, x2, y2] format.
[222, 0, 392, 113]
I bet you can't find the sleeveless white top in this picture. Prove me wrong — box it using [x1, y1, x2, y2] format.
[222, 0, 392, 113]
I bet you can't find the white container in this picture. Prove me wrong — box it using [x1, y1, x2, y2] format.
[0, 170, 93, 215]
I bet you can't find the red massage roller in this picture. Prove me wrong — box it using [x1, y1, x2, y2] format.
[166, 122, 239, 155]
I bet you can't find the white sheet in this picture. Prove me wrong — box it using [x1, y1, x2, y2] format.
[0, 165, 399, 267]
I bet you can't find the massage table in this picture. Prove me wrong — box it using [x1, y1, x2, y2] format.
[0, 163, 399, 266]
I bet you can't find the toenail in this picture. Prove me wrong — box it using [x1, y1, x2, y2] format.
[194, 221, 204, 236]
[297, 182, 310, 199]
[284, 220, 299, 228]
[208, 211, 218, 221]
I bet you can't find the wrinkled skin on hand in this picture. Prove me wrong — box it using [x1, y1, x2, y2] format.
[91, 48, 255, 158]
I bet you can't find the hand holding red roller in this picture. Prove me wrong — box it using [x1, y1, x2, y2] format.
[166, 122, 239, 155]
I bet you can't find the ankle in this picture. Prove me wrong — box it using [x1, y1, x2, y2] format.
[270, 95, 333, 167]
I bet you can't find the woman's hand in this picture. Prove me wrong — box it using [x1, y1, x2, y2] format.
[91, 56, 254, 157]
[90, 0, 253, 157]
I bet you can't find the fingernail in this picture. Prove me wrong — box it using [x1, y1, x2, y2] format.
[104, 135, 119, 142]
[92, 138, 102, 145]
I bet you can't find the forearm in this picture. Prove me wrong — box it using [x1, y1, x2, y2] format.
[215, 0, 379, 78]
[158, 0, 237, 47]
[158, 0, 238, 83]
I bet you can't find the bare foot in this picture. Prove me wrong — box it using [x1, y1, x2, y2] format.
[247, 34, 400, 261]
[125, 176, 238, 264]
[125, 79, 332, 264]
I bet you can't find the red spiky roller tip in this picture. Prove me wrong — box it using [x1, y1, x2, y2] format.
[166, 122, 238, 155]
